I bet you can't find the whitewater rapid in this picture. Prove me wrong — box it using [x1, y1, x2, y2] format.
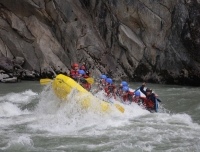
[0, 83, 200, 151]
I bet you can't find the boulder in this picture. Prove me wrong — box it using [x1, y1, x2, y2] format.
[1, 77, 18, 83]
[0, 73, 9, 80]
[0, 57, 13, 72]
[13, 56, 25, 66]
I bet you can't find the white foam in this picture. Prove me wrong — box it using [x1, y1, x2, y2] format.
[34, 86, 200, 133]
[17, 135, 34, 146]
[28, 85, 154, 136]
[1, 135, 34, 151]
[0, 90, 38, 104]
[0, 102, 23, 117]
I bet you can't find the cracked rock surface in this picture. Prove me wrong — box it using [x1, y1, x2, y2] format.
[0, 0, 200, 85]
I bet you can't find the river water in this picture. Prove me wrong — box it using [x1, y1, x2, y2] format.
[0, 81, 200, 152]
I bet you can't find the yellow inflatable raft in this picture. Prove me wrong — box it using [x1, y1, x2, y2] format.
[52, 74, 124, 113]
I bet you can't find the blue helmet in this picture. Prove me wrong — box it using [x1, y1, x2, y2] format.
[121, 81, 128, 86]
[122, 86, 129, 92]
[78, 70, 85, 75]
[135, 91, 140, 96]
[101, 74, 107, 79]
[106, 78, 113, 84]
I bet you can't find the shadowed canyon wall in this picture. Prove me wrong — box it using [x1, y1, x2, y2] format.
[0, 0, 200, 85]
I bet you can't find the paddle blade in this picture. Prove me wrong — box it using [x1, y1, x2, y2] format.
[133, 87, 140, 93]
[40, 78, 52, 85]
[85, 78, 94, 84]
[115, 104, 125, 113]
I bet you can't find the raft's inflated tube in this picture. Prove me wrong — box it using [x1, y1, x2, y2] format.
[52, 74, 111, 112]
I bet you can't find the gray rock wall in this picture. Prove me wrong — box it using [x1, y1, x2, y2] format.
[0, 0, 200, 85]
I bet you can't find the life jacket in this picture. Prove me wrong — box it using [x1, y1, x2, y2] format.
[146, 93, 156, 103]
[140, 97, 154, 108]
[70, 69, 79, 79]
[80, 65, 90, 76]
[105, 84, 116, 99]
[83, 74, 89, 78]
[128, 91, 134, 101]
[108, 85, 115, 93]
[116, 86, 123, 97]
[132, 97, 145, 107]
[78, 77, 91, 91]
[82, 82, 91, 91]
[132, 97, 139, 103]
[123, 91, 134, 102]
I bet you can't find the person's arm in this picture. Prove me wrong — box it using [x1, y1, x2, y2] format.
[80, 77, 87, 84]
[140, 82, 147, 96]
[153, 93, 162, 102]
[104, 86, 109, 93]
[66, 71, 70, 76]
[70, 70, 75, 78]
[151, 94, 156, 103]
[113, 85, 117, 93]
[122, 93, 127, 101]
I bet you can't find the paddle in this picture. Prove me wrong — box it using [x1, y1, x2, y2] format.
[40, 77, 94, 85]
[106, 95, 125, 113]
[85, 77, 94, 84]
[115, 103, 125, 113]
[40, 78, 52, 85]
[155, 98, 158, 113]
[115, 92, 125, 104]
[133, 87, 140, 93]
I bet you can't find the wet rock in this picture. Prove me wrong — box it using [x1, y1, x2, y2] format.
[1, 77, 18, 83]
[0, 56, 40, 82]
[0, 73, 9, 80]
[0, 57, 13, 72]
[13, 56, 25, 66]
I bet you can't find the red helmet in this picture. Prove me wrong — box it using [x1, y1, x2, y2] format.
[72, 63, 79, 67]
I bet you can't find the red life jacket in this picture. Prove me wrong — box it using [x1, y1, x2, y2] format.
[83, 74, 89, 78]
[132, 97, 139, 103]
[70, 69, 79, 78]
[105, 84, 116, 99]
[78, 77, 91, 91]
[123, 91, 134, 102]
[140, 97, 154, 108]
[105, 84, 116, 93]
[82, 83, 91, 91]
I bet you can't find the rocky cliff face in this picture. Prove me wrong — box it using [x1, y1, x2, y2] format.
[0, 0, 200, 85]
